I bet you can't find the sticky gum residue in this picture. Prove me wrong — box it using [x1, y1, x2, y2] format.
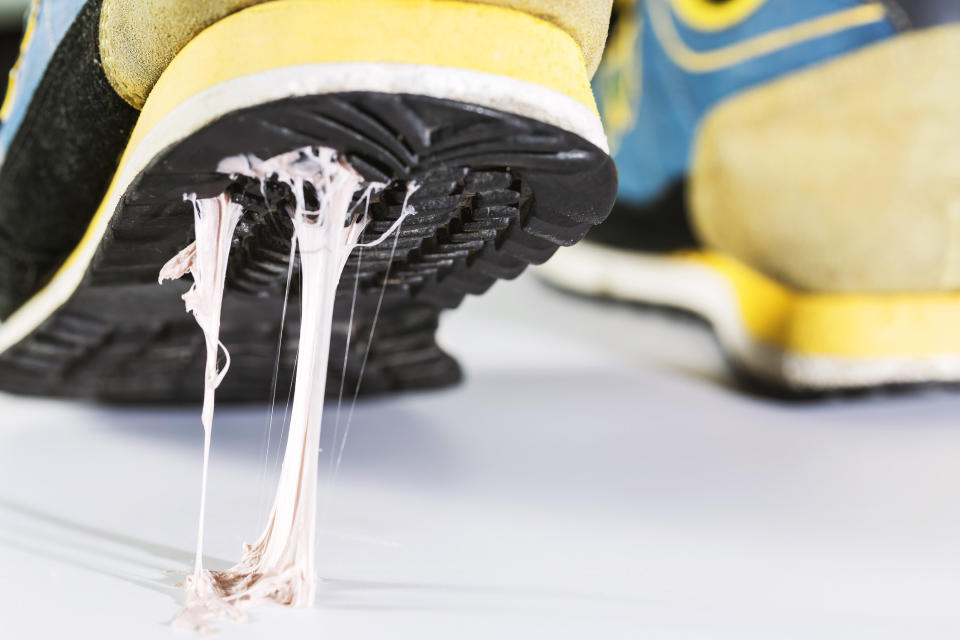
[160, 147, 415, 633]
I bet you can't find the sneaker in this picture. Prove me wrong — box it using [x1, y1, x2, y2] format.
[542, 0, 960, 392]
[0, 0, 617, 401]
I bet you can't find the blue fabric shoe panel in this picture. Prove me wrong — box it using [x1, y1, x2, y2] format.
[0, 0, 87, 162]
[601, 0, 897, 204]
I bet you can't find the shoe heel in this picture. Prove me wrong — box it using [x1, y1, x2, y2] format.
[116, 0, 604, 157]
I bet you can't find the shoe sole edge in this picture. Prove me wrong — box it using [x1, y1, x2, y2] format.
[539, 242, 960, 391]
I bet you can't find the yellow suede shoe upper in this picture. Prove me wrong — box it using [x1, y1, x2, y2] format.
[100, 0, 612, 109]
[690, 25, 960, 293]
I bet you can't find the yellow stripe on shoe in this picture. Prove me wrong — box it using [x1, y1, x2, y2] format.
[0, 0, 39, 122]
[648, 0, 887, 73]
[688, 251, 960, 360]
[669, 0, 767, 32]
[132, 0, 599, 156]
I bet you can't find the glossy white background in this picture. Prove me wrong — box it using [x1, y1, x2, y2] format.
[1, 270, 959, 638]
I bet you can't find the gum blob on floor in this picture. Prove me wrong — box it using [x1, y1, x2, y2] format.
[159, 147, 415, 633]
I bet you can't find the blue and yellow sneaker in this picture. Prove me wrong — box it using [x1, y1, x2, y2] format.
[0, 0, 617, 401]
[542, 0, 960, 392]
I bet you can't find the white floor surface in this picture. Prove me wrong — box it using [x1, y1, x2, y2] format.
[1, 272, 959, 639]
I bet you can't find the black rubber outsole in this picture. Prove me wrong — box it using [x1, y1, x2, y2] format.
[0, 92, 616, 403]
